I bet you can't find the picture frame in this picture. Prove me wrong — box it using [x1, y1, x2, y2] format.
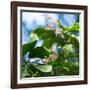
[11, 1, 88, 89]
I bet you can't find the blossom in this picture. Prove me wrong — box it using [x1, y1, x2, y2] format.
[42, 53, 58, 64]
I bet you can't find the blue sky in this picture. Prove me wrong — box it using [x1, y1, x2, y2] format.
[22, 12, 79, 44]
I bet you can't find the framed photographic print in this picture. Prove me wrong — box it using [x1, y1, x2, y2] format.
[11, 1, 88, 89]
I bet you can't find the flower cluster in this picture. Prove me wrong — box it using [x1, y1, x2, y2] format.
[42, 53, 58, 64]
[47, 16, 63, 38]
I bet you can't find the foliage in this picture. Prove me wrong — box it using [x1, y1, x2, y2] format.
[21, 18, 80, 78]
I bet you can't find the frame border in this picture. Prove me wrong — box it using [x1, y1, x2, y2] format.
[11, 1, 88, 89]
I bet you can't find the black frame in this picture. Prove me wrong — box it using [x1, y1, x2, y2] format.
[11, 1, 88, 89]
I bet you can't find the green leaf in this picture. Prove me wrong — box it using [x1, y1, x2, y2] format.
[33, 64, 52, 72]
[21, 65, 30, 77]
[30, 46, 51, 58]
[49, 60, 60, 67]
[33, 27, 56, 40]
[70, 23, 79, 31]
[63, 67, 70, 72]
[29, 32, 39, 43]
[59, 61, 79, 75]
[42, 38, 56, 49]
[57, 20, 79, 32]
[57, 20, 64, 29]
[22, 41, 37, 56]
[69, 34, 79, 44]
[33, 27, 45, 37]
[63, 44, 74, 53]
[64, 23, 80, 32]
